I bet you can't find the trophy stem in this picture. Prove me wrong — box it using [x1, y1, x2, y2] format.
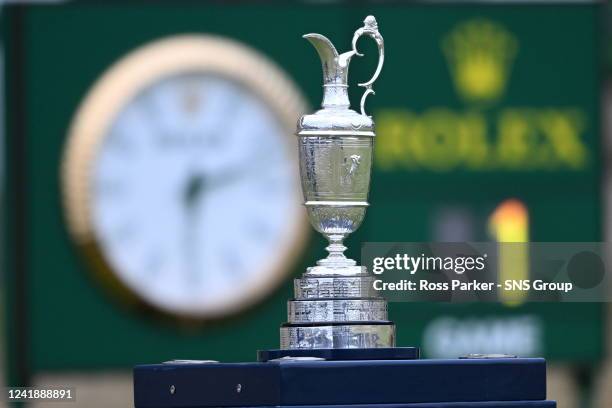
[317, 234, 357, 267]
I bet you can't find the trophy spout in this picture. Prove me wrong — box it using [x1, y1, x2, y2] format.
[303, 34, 356, 109]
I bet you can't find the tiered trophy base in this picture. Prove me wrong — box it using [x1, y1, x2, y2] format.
[280, 322, 395, 349]
[281, 266, 395, 349]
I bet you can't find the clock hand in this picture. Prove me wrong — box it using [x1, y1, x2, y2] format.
[182, 172, 207, 286]
[184, 173, 206, 209]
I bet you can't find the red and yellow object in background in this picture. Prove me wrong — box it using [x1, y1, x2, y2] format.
[488, 199, 529, 306]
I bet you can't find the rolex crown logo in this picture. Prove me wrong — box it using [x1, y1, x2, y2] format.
[443, 19, 518, 103]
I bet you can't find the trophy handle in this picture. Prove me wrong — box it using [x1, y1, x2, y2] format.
[351, 16, 385, 116]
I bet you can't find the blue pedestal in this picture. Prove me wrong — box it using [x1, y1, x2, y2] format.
[133, 349, 556, 408]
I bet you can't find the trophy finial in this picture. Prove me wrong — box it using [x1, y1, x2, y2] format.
[364, 15, 378, 29]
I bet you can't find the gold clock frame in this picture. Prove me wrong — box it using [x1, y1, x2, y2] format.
[61, 35, 309, 322]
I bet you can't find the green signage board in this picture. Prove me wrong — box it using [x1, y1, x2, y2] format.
[2, 1, 603, 386]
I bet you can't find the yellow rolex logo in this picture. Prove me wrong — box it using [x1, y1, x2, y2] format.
[443, 19, 518, 103]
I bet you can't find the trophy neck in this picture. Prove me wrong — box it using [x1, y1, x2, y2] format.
[303, 33, 355, 111]
[321, 84, 350, 109]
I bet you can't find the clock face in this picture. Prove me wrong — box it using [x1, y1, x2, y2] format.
[62, 36, 308, 319]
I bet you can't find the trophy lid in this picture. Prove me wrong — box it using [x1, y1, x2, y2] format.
[297, 16, 384, 137]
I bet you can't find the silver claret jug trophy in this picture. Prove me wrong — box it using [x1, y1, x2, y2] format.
[281, 15, 395, 350]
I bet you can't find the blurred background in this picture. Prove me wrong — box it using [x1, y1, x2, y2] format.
[1, 0, 610, 407]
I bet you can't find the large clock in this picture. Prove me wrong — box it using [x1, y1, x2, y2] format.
[62, 35, 308, 320]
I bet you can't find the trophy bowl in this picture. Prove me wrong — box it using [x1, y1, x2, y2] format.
[300, 135, 372, 228]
